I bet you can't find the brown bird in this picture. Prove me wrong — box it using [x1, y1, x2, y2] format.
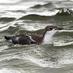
[4, 25, 63, 45]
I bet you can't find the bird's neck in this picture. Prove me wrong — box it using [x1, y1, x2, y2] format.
[42, 29, 57, 44]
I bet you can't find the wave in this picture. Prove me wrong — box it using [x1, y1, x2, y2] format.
[8, 10, 26, 13]
[56, 8, 73, 16]
[0, 17, 16, 23]
[54, 41, 73, 47]
[0, 68, 21, 73]
[31, 2, 55, 9]
[59, 30, 73, 33]
[0, 8, 72, 22]
[18, 8, 73, 21]
[18, 14, 50, 20]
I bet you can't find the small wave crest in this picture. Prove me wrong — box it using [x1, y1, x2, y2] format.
[18, 8, 73, 21]
[31, 2, 55, 9]
[0, 68, 24, 73]
[54, 41, 73, 47]
[0, 17, 16, 23]
[18, 14, 50, 20]
[56, 8, 73, 16]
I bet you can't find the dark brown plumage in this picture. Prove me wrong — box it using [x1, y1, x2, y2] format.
[4, 25, 63, 45]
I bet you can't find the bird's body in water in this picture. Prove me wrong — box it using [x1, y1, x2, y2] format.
[5, 35, 37, 45]
[4, 25, 63, 45]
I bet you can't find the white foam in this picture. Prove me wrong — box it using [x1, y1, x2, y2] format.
[0, 24, 8, 28]
[0, 0, 20, 3]
[1, 11, 25, 18]
[23, 55, 65, 68]
[24, 55, 50, 67]
[54, 41, 73, 46]
[0, 21, 16, 32]
[0, 46, 8, 52]
[27, 10, 59, 16]
[0, 23, 10, 32]
[0, 68, 24, 73]
[59, 59, 73, 65]
[58, 30, 73, 33]
[23, 26, 39, 31]
[0, 26, 9, 32]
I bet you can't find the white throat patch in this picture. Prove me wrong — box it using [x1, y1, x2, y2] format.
[42, 29, 57, 44]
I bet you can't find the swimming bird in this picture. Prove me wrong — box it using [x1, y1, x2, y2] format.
[4, 25, 63, 45]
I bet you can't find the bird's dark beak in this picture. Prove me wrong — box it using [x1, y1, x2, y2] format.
[56, 27, 63, 30]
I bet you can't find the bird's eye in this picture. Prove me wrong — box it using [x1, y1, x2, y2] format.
[49, 28, 53, 30]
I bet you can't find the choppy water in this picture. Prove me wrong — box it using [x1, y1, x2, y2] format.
[1, 0, 73, 73]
